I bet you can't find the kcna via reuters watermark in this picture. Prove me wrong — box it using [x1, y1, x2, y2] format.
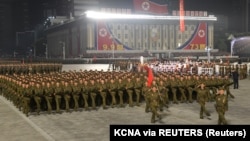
[110, 125, 249, 140]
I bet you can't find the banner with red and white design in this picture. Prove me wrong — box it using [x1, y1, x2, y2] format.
[177, 22, 207, 50]
[97, 22, 128, 51]
[179, 0, 185, 32]
[133, 0, 168, 14]
[97, 21, 114, 50]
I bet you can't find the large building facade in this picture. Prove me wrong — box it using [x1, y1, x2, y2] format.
[44, 0, 217, 59]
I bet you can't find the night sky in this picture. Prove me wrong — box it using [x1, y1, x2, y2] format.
[99, 0, 235, 15]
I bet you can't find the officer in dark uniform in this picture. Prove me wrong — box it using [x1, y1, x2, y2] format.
[232, 69, 239, 89]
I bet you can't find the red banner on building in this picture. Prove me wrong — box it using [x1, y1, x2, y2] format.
[133, 0, 168, 14]
[97, 22, 113, 50]
[179, 0, 185, 32]
[178, 22, 207, 50]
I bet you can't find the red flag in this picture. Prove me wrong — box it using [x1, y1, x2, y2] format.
[144, 65, 154, 87]
[179, 0, 185, 32]
[133, 0, 168, 15]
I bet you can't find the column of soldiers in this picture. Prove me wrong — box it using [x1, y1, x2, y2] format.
[0, 63, 62, 75]
[0, 69, 234, 124]
[219, 64, 248, 80]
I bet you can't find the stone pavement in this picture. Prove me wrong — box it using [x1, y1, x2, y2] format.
[0, 79, 250, 141]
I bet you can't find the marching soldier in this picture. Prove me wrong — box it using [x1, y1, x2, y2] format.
[125, 77, 134, 107]
[54, 81, 62, 113]
[194, 82, 211, 119]
[22, 83, 31, 116]
[215, 87, 228, 125]
[170, 75, 179, 104]
[186, 75, 195, 103]
[63, 81, 72, 112]
[223, 75, 235, 99]
[81, 79, 90, 111]
[89, 79, 98, 110]
[117, 78, 125, 107]
[108, 78, 118, 108]
[34, 82, 43, 115]
[98, 79, 108, 109]
[148, 85, 161, 123]
[44, 82, 54, 114]
[72, 81, 80, 111]
[142, 81, 151, 112]
[134, 76, 143, 106]
[157, 80, 168, 110]
[178, 76, 187, 103]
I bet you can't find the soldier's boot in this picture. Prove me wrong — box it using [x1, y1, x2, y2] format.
[47, 102, 52, 114]
[151, 115, 156, 123]
[218, 120, 222, 125]
[34, 97, 41, 115]
[111, 93, 116, 108]
[128, 93, 133, 107]
[136, 93, 140, 106]
[102, 99, 107, 109]
[200, 111, 204, 119]
[83, 94, 89, 111]
[173, 93, 179, 104]
[23, 100, 30, 117]
[45, 97, 52, 114]
[118, 93, 124, 107]
[229, 93, 235, 99]
[91, 93, 97, 110]
[222, 119, 228, 125]
[101, 93, 107, 109]
[64, 96, 70, 112]
[55, 98, 62, 114]
[205, 111, 211, 116]
[73, 95, 79, 111]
